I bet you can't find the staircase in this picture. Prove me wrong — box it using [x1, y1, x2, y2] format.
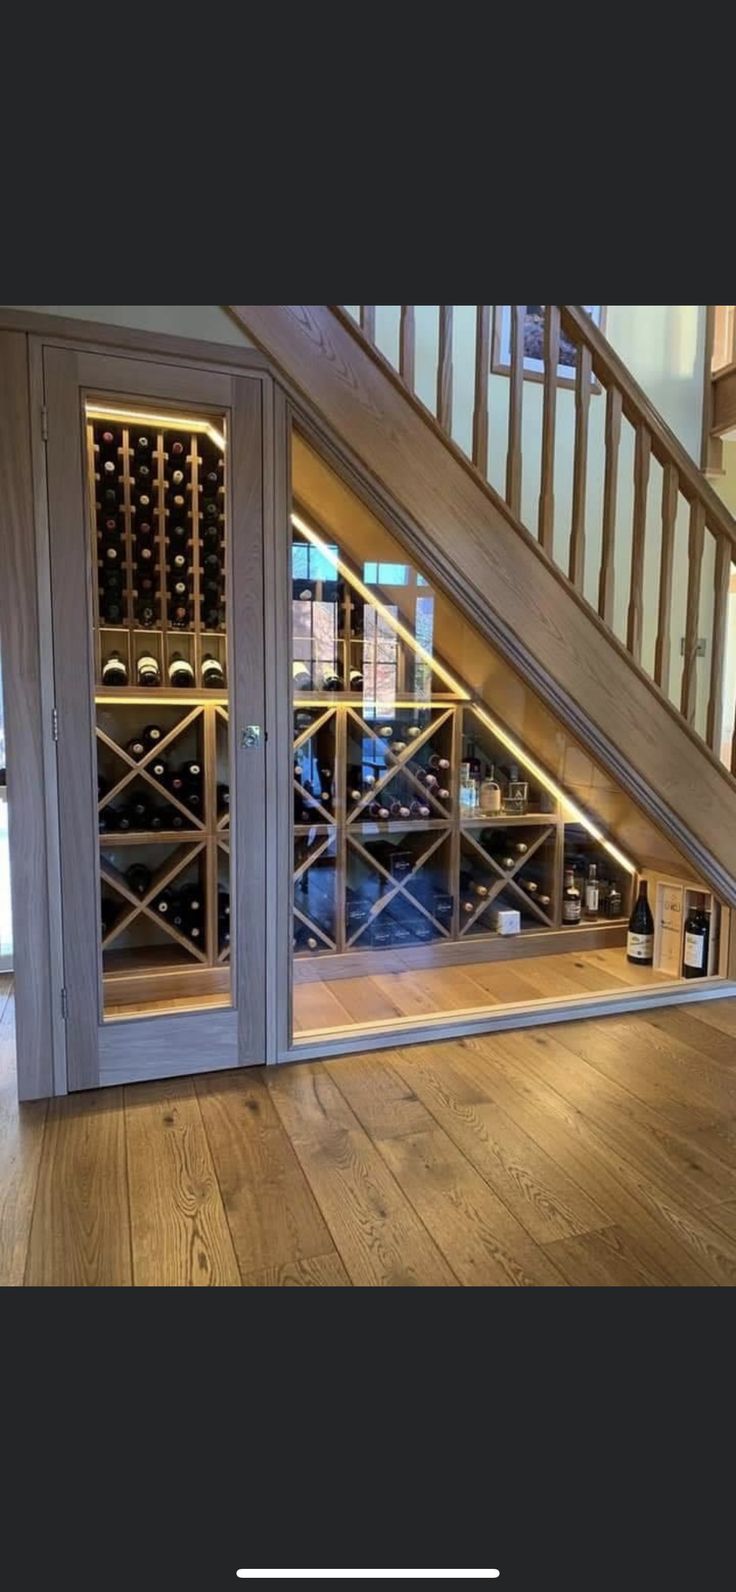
[229, 304, 736, 906]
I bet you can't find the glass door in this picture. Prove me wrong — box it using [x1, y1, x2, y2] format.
[44, 347, 266, 1088]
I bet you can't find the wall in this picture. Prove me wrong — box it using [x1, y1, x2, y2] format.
[345, 306, 713, 740]
[2, 304, 252, 346]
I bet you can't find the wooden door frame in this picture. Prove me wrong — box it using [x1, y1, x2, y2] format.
[0, 318, 277, 1099]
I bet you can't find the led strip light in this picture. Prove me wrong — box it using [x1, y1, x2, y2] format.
[86, 403, 225, 451]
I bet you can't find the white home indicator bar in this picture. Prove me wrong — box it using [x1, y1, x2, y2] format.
[236, 1573, 500, 1581]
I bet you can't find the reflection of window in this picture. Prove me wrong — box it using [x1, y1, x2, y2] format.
[362, 605, 399, 713]
[363, 561, 411, 586]
[292, 542, 338, 582]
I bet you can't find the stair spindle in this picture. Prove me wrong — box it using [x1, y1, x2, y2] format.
[399, 306, 415, 392]
[472, 305, 491, 475]
[707, 530, 731, 753]
[654, 463, 678, 695]
[599, 385, 622, 626]
[569, 343, 592, 590]
[506, 304, 524, 518]
[627, 424, 651, 663]
[359, 306, 376, 343]
[538, 305, 560, 554]
[681, 499, 706, 724]
[437, 306, 454, 434]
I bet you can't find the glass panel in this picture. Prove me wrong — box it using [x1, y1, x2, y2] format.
[87, 410, 231, 1018]
[290, 435, 708, 1041]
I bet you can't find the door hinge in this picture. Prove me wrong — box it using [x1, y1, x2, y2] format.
[41, 404, 49, 442]
[60, 987, 69, 1021]
[51, 706, 59, 742]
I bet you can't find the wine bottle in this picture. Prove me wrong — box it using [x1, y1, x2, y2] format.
[292, 660, 312, 690]
[182, 761, 202, 782]
[136, 598, 156, 627]
[102, 458, 117, 477]
[170, 604, 190, 628]
[409, 798, 430, 819]
[584, 863, 600, 919]
[627, 880, 654, 964]
[125, 863, 151, 898]
[101, 542, 122, 565]
[99, 429, 116, 449]
[170, 439, 185, 457]
[203, 552, 221, 574]
[322, 668, 342, 691]
[101, 596, 124, 624]
[150, 757, 168, 783]
[101, 652, 128, 687]
[202, 523, 220, 547]
[170, 468, 185, 486]
[202, 605, 221, 630]
[217, 783, 230, 813]
[349, 668, 364, 691]
[203, 500, 219, 520]
[368, 800, 390, 820]
[136, 653, 160, 687]
[562, 867, 582, 924]
[203, 468, 219, 489]
[682, 894, 710, 979]
[172, 579, 189, 600]
[149, 808, 166, 832]
[102, 486, 119, 507]
[218, 889, 230, 920]
[126, 735, 146, 760]
[153, 888, 174, 916]
[202, 654, 225, 689]
[170, 522, 188, 544]
[130, 796, 149, 828]
[168, 653, 194, 688]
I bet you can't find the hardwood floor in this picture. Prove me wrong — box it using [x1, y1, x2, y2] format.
[292, 946, 677, 1033]
[3, 972, 736, 1285]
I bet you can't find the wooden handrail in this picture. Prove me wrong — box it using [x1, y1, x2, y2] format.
[332, 304, 736, 772]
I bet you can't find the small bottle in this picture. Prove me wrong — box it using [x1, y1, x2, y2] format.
[562, 867, 582, 925]
[682, 894, 710, 979]
[479, 766, 502, 816]
[584, 863, 600, 919]
[101, 651, 128, 687]
[168, 653, 194, 688]
[607, 884, 623, 918]
[137, 653, 161, 688]
[627, 880, 654, 965]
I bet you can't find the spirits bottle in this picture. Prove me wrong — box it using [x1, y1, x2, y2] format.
[627, 880, 654, 965]
[682, 894, 710, 979]
[479, 766, 502, 815]
[584, 863, 600, 919]
[562, 867, 582, 925]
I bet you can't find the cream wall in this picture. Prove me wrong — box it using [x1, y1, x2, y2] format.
[2, 304, 252, 346]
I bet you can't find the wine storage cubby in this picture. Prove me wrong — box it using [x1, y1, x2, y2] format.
[291, 516, 635, 971]
[88, 411, 231, 1012]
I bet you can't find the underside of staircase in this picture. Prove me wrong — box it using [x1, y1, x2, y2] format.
[230, 304, 736, 911]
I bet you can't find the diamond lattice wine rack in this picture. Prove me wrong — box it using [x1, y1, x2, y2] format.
[291, 516, 636, 970]
[87, 409, 232, 1012]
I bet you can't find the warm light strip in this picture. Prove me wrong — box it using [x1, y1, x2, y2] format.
[291, 510, 636, 876]
[472, 704, 636, 874]
[85, 404, 225, 451]
[96, 695, 228, 707]
[291, 512, 469, 699]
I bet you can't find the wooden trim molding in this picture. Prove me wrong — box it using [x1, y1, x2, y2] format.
[0, 331, 55, 1099]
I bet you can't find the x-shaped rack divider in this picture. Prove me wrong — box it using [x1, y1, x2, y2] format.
[215, 705, 230, 830]
[96, 704, 206, 832]
[293, 705, 338, 828]
[293, 903, 337, 952]
[461, 824, 556, 932]
[100, 839, 208, 961]
[346, 829, 451, 947]
[346, 707, 454, 822]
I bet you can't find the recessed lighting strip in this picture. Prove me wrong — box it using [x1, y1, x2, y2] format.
[85, 403, 225, 452]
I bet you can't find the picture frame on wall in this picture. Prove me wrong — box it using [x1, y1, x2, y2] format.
[492, 306, 606, 389]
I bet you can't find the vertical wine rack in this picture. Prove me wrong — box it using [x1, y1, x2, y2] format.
[88, 412, 231, 1014]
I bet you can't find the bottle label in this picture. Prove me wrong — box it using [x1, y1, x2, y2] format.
[683, 932, 706, 970]
[563, 901, 581, 923]
[627, 931, 653, 960]
[585, 885, 599, 911]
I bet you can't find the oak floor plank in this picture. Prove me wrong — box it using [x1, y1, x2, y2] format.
[125, 1077, 240, 1286]
[321, 975, 413, 1026]
[673, 997, 736, 1040]
[25, 1087, 131, 1286]
[443, 1035, 716, 1286]
[460, 962, 560, 1005]
[457, 1032, 736, 1287]
[642, 1004, 736, 1073]
[0, 995, 47, 1286]
[390, 1044, 612, 1244]
[196, 1069, 335, 1278]
[324, 1049, 437, 1141]
[515, 1025, 736, 1211]
[374, 1126, 567, 1286]
[265, 1061, 457, 1286]
[241, 1251, 351, 1287]
[372, 971, 444, 1019]
[544, 1225, 675, 1287]
[548, 1014, 733, 1128]
[292, 981, 353, 1033]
